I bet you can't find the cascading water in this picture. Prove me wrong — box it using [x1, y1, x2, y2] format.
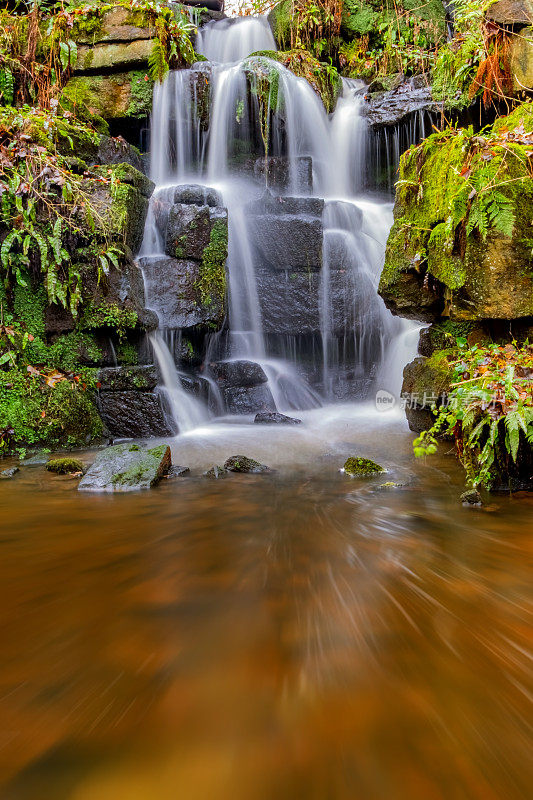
[137, 15, 420, 434]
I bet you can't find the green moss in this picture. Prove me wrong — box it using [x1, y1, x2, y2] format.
[127, 71, 154, 118]
[116, 341, 138, 365]
[111, 444, 169, 486]
[195, 220, 228, 311]
[13, 283, 46, 339]
[46, 457, 85, 474]
[343, 457, 385, 476]
[81, 302, 137, 338]
[0, 370, 102, 451]
[268, 0, 292, 50]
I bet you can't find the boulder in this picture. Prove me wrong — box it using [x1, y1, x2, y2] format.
[223, 384, 276, 414]
[401, 353, 452, 432]
[511, 26, 533, 91]
[64, 72, 154, 120]
[246, 195, 324, 272]
[46, 458, 85, 475]
[254, 411, 302, 424]
[486, 0, 533, 24]
[98, 391, 177, 438]
[210, 360, 268, 387]
[78, 443, 171, 492]
[343, 457, 385, 476]
[172, 185, 223, 206]
[139, 256, 225, 329]
[203, 465, 229, 478]
[73, 7, 153, 46]
[75, 40, 153, 74]
[97, 365, 158, 392]
[96, 136, 145, 172]
[166, 465, 190, 478]
[224, 455, 272, 473]
[461, 489, 482, 505]
[363, 85, 441, 128]
[165, 204, 222, 260]
[247, 156, 313, 192]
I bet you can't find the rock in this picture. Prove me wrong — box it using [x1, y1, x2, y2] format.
[94, 162, 154, 198]
[97, 136, 145, 172]
[202, 465, 229, 478]
[363, 85, 441, 128]
[73, 7, 153, 46]
[165, 204, 222, 260]
[254, 412, 302, 424]
[64, 72, 154, 121]
[248, 156, 313, 192]
[79, 443, 172, 492]
[343, 457, 385, 476]
[461, 489, 483, 506]
[21, 452, 50, 466]
[486, 0, 533, 24]
[139, 256, 225, 330]
[246, 195, 324, 272]
[511, 26, 533, 91]
[97, 365, 158, 392]
[224, 384, 276, 414]
[210, 360, 268, 387]
[46, 458, 85, 475]
[166, 465, 190, 478]
[172, 185, 223, 207]
[75, 40, 154, 74]
[98, 391, 177, 439]
[80, 174, 149, 253]
[401, 354, 451, 432]
[0, 467, 19, 479]
[224, 455, 272, 473]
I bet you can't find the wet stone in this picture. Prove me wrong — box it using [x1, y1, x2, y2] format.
[0, 467, 19, 479]
[79, 443, 172, 492]
[166, 465, 191, 479]
[224, 455, 272, 474]
[202, 465, 229, 478]
[254, 412, 302, 425]
[46, 458, 85, 475]
[343, 457, 385, 476]
[461, 489, 483, 506]
[223, 384, 276, 414]
[210, 360, 268, 388]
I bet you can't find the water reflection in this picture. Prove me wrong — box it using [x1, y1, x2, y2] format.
[0, 411, 531, 799]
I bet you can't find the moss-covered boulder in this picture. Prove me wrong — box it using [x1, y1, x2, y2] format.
[401, 351, 454, 431]
[224, 455, 272, 473]
[343, 457, 385, 476]
[78, 443, 172, 492]
[46, 458, 85, 474]
[64, 72, 154, 121]
[380, 104, 533, 321]
[246, 50, 342, 113]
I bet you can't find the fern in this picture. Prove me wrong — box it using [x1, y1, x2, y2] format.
[148, 39, 169, 83]
[485, 191, 515, 238]
[0, 68, 14, 106]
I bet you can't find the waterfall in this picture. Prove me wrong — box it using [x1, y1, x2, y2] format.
[196, 16, 276, 63]
[137, 16, 421, 436]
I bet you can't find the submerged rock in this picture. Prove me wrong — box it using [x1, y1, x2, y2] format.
[79, 443, 171, 492]
[46, 458, 85, 475]
[203, 465, 229, 478]
[224, 455, 272, 474]
[0, 467, 19, 479]
[343, 457, 385, 476]
[166, 465, 190, 479]
[21, 452, 50, 466]
[461, 489, 483, 506]
[254, 412, 302, 425]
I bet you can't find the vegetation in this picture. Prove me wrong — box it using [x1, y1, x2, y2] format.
[414, 338, 533, 490]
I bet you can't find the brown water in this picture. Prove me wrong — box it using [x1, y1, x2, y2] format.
[0, 407, 531, 800]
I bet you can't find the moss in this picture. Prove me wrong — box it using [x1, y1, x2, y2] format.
[81, 302, 138, 338]
[247, 50, 341, 113]
[116, 341, 138, 365]
[13, 283, 46, 339]
[343, 457, 385, 476]
[127, 70, 154, 118]
[268, 0, 292, 49]
[0, 370, 102, 451]
[111, 444, 170, 486]
[195, 220, 228, 311]
[46, 457, 85, 474]
[380, 106, 533, 318]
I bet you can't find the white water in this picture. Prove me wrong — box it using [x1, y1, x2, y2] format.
[138, 16, 420, 434]
[196, 16, 276, 64]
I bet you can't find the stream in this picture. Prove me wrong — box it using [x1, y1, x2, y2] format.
[0, 406, 532, 799]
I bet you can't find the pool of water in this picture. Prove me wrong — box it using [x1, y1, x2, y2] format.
[0, 406, 531, 799]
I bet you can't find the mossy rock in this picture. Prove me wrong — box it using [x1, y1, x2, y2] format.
[380, 104, 533, 321]
[64, 71, 154, 121]
[46, 458, 85, 474]
[343, 457, 385, 476]
[79, 443, 172, 492]
[224, 455, 272, 474]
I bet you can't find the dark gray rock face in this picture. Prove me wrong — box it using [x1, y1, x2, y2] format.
[96, 136, 145, 173]
[98, 391, 177, 439]
[246, 195, 324, 272]
[202, 465, 229, 478]
[79, 443, 171, 492]
[165, 204, 221, 260]
[254, 412, 301, 424]
[139, 256, 224, 330]
[363, 85, 441, 128]
[98, 365, 158, 392]
[166, 465, 190, 478]
[224, 455, 271, 473]
[210, 360, 268, 388]
[223, 384, 276, 414]
[245, 156, 313, 193]
[172, 185, 223, 207]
